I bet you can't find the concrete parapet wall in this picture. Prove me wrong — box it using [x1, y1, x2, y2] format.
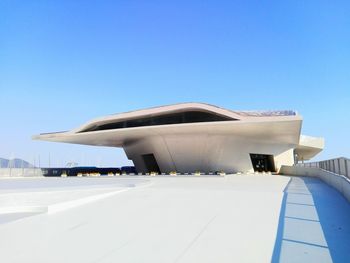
[280, 165, 350, 203]
[0, 168, 43, 177]
[298, 157, 350, 178]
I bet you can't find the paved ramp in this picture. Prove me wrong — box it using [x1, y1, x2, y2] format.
[272, 176, 350, 263]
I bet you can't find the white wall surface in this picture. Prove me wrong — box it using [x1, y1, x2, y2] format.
[124, 134, 295, 173]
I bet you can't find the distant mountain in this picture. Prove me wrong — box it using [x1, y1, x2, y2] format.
[0, 158, 34, 168]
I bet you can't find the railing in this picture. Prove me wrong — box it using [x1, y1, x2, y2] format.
[297, 157, 350, 179]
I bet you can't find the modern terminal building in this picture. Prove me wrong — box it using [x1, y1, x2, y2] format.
[33, 103, 324, 174]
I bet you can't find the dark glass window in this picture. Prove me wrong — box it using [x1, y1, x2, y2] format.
[80, 111, 236, 132]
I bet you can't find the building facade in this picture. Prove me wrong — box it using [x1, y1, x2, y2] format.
[34, 103, 324, 173]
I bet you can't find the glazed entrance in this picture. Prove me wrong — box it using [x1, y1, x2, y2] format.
[250, 154, 276, 172]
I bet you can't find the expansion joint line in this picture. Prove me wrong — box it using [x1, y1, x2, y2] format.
[173, 214, 218, 263]
[161, 135, 178, 172]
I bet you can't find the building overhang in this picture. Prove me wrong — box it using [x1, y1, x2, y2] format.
[294, 135, 325, 161]
[33, 103, 324, 160]
[33, 119, 303, 148]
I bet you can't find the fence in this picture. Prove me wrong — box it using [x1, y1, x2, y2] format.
[297, 157, 350, 179]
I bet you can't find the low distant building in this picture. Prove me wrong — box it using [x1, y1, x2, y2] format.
[33, 103, 324, 173]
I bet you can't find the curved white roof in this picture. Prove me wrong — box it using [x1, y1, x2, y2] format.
[33, 103, 305, 149]
[71, 102, 299, 133]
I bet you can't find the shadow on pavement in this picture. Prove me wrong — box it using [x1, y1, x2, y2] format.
[272, 176, 350, 263]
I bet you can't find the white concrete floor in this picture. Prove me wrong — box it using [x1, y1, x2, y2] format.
[0, 175, 349, 263]
[0, 175, 289, 263]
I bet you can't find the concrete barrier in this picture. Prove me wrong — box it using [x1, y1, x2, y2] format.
[280, 165, 350, 203]
[0, 168, 43, 177]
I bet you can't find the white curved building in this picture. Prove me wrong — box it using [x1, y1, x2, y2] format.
[33, 103, 324, 173]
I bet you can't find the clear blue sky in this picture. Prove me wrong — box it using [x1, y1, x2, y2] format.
[1, 0, 349, 167]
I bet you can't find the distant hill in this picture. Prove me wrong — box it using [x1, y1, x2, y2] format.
[0, 158, 34, 168]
